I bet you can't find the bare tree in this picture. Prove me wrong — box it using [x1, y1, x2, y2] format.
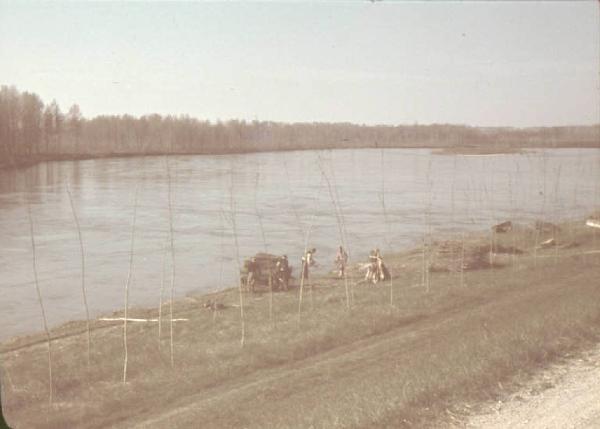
[66, 104, 83, 153]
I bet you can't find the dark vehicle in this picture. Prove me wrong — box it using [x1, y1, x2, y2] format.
[240, 253, 292, 292]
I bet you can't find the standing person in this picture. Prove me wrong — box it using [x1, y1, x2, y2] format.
[334, 245, 348, 278]
[370, 248, 390, 282]
[275, 255, 290, 291]
[374, 248, 384, 281]
[302, 248, 317, 281]
[246, 257, 259, 292]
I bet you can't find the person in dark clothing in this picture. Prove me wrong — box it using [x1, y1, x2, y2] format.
[246, 257, 259, 292]
[301, 248, 317, 281]
[335, 245, 348, 278]
[275, 255, 290, 291]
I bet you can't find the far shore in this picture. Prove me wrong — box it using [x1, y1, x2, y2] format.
[1, 141, 599, 171]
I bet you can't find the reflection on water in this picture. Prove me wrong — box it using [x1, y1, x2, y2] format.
[0, 148, 598, 340]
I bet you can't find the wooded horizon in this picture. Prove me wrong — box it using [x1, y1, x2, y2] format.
[1, 85, 599, 167]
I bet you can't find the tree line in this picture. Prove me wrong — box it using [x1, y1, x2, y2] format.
[1, 85, 598, 167]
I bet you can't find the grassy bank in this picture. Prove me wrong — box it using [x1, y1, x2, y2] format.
[1, 220, 599, 428]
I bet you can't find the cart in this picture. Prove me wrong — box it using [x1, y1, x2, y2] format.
[240, 253, 292, 292]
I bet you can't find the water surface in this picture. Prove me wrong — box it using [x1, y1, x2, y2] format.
[1, 148, 598, 341]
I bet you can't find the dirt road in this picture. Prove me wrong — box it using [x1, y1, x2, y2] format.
[464, 345, 600, 429]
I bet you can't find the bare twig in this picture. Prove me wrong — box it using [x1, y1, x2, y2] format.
[379, 149, 394, 306]
[423, 159, 433, 292]
[167, 157, 176, 366]
[215, 208, 226, 324]
[123, 186, 139, 383]
[229, 170, 245, 347]
[66, 183, 91, 367]
[317, 155, 350, 310]
[158, 238, 167, 345]
[297, 175, 324, 327]
[27, 203, 53, 404]
[254, 172, 273, 325]
[553, 165, 562, 264]
[327, 153, 356, 305]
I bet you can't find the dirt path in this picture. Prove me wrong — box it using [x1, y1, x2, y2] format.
[464, 345, 600, 429]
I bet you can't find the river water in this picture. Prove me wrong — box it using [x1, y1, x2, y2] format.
[0, 148, 598, 341]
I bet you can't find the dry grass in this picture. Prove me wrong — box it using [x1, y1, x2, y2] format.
[2, 220, 600, 428]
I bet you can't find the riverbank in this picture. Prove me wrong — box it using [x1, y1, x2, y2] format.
[1, 219, 600, 428]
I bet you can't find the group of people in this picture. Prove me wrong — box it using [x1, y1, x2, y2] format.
[302, 245, 389, 285]
[244, 245, 390, 292]
[365, 248, 390, 284]
[300, 246, 348, 281]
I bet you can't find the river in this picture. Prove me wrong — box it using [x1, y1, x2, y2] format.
[0, 148, 598, 341]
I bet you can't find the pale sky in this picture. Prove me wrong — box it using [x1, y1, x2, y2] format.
[1, 1, 598, 127]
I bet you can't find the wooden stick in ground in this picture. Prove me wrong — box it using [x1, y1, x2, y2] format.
[27, 202, 53, 404]
[594, 156, 599, 252]
[425, 159, 433, 292]
[66, 183, 91, 368]
[379, 149, 394, 307]
[297, 260, 306, 327]
[553, 165, 562, 265]
[450, 155, 457, 283]
[123, 186, 139, 383]
[158, 239, 167, 346]
[480, 170, 495, 278]
[326, 153, 356, 305]
[508, 175, 517, 270]
[167, 157, 176, 366]
[535, 152, 548, 271]
[297, 176, 324, 327]
[229, 170, 245, 347]
[460, 231, 466, 287]
[488, 166, 496, 276]
[159, 156, 171, 341]
[421, 234, 427, 289]
[460, 184, 472, 287]
[268, 274, 274, 325]
[254, 172, 273, 326]
[216, 208, 226, 324]
[317, 158, 350, 311]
